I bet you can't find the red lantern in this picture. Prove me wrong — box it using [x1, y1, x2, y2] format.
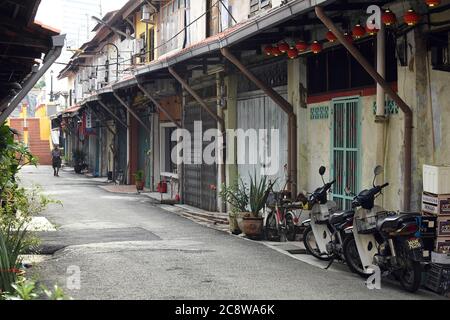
[271, 46, 282, 56]
[382, 9, 397, 26]
[295, 40, 309, 52]
[426, 0, 441, 7]
[352, 24, 366, 39]
[264, 45, 273, 56]
[343, 32, 353, 44]
[310, 41, 322, 54]
[287, 48, 298, 59]
[404, 9, 420, 26]
[326, 30, 337, 42]
[278, 42, 289, 53]
[366, 25, 379, 36]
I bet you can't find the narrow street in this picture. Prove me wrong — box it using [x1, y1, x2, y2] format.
[21, 166, 441, 300]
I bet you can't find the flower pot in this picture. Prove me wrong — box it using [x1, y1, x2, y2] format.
[242, 216, 264, 239]
[236, 212, 250, 233]
[136, 180, 145, 191]
[228, 213, 241, 235]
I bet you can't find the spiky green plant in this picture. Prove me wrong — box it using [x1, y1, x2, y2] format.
[248, 172, 276, 217]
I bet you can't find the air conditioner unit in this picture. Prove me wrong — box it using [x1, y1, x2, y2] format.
[141, 5, 155, 24]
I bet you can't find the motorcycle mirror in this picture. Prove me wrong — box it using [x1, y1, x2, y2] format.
[374, 165, 383, 176]
[319, 166, 326, 176]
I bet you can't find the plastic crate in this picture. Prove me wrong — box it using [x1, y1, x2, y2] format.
[425, 263, 450, 294]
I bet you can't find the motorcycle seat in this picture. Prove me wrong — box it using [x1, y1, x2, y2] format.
[329, 210, 354, 225]
[376, 213, 421, 232]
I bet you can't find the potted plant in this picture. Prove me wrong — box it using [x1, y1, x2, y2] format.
[243, 173, 275, 239]
[134, 170, 145, 191]
[219, 179, 249, 235]
[72, 149, 86, 174]
[220, 173, 275, 239]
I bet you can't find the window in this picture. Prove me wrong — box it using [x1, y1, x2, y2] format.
[159, 0, 185, 55]
[307, 35, 398, 95]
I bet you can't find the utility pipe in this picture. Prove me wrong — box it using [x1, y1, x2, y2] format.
[97, 100, 128, 128]
[135, 76, 182, 128]
[168, 67, 225, 129]
[0, 35, 66, 123]
[113, 91, 152, 134]
[220, 47, 297, 197]
[315, 6, 413, 211]
[216, 73, 226, 213]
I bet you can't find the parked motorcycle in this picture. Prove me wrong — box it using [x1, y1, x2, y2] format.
[343, 165, 423, 292]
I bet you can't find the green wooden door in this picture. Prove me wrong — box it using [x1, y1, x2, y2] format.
[331, 97, 361, 210]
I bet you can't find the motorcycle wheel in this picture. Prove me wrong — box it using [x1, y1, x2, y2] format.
[342, 236, 370, 278]
[264, 211, 279, 241]
[398, 259, 422, 293]
[303, 226, 332, 261]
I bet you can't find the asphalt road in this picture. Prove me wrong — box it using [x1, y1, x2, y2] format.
[20, 166, 443, 300]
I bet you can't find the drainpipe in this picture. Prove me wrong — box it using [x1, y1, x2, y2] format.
[216, 73, 226, 213]
[135, 76, 182, 128]
[315, 6, 413, 211]
[0, 35, 66, 123]
[220, 47, 297, 198]
[376, 23, 387, 202]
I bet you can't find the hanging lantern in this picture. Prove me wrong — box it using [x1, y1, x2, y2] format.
[352, 24, 366, 39]
[326, 30, 337, 42]
[264, 45, 273, 56]
[366, 25, 379, 36]
[404, 9, 421, 26]
[295, 40, 309, 52]
[382, 9, 397, 26]
[278, 41, 290, 53]
[425, 0, 441, 7]
[271, 46, 282, 56]
[344, 32, 353, 44]
[287, 48, 298, 59]
[310, 41, 322, 54]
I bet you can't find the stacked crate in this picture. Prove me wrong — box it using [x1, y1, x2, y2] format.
[422, 165, 450, 295]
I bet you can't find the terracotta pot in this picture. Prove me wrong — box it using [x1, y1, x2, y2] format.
[242, 216, 264, 239]
[136, 180, 145, 191]
[236, 212, 250, 233]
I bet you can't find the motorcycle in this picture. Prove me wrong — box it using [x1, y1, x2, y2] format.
[343, 165, 423, 292]
[302, 167, 365, 275]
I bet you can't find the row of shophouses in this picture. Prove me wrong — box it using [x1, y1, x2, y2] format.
[53, 0, 450, 213]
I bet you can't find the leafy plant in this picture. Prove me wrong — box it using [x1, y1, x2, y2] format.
[2, 280, 70, 300]
[219, 178, 249, 213]
[133, 170, 145, 182]
[248, 173, 276, 217]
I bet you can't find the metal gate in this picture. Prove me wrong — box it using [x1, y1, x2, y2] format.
[237, 88, 288, 190]
[183, 103, 218, 211]
[331, 97, 361, 210]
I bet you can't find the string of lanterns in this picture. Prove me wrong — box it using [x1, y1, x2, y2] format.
[264, 0, 439, 59]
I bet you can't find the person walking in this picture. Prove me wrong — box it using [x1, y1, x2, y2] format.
[51, 145, 62, 177]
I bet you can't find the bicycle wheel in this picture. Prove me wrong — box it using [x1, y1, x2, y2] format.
[285, 212, 297, 241]
[264, 211, 279, 241]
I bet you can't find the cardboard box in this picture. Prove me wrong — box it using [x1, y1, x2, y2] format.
[423, 165, 450, 194]
[436, 237, 450, 253]
[422, 192, 450, 216]
[431, 252, 450, 264]
[437, 217, 450, 237]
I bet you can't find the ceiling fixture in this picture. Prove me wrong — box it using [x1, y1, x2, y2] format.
[404, 9, 421, 26]
[425, 0, 441, 7]
[382, 9, 397, 26]
[326, 30, 337, 42]
[295, 40, 309, 52]
[352, 24, 366, 39]
[311, 41, 322, 54]
[278, 41, 290, 53]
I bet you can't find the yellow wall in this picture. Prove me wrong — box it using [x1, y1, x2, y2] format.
[135, 12, 155, 63]
[35, 104, 51, 145]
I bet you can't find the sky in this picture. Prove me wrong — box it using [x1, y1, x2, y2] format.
[35, 0, 128, 30]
